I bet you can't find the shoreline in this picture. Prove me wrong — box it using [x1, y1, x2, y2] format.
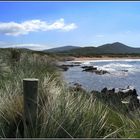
[73, 56, 140, 61]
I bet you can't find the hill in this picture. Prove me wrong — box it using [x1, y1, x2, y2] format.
[52, 42, 140, 56]
[44, 45, 80, 53]
[97, 42, 140, 54]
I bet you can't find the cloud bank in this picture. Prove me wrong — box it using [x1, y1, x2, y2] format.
[0, 18, 77, 36]
[7, 43, 47, 50]
[0, 41, 48, 50]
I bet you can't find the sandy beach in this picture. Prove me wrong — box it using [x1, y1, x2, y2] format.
[73, 56, 140, 61]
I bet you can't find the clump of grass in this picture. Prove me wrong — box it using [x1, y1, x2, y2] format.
[10, 48, 21, 62]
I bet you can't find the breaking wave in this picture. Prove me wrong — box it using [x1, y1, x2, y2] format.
[80, 59, 140, 73]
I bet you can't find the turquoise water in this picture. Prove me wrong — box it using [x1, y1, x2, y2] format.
[63, 59, 140, 95]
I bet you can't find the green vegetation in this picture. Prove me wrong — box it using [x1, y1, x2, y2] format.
[55, 52, 140, 58]
[47, 42, 140, 57]
[0, 48, 140, 138]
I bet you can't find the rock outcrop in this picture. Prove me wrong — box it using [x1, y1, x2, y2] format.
[69, 83, 87, 96]
[81, 66, 109, 75]
[58, 65, 69, 71]
[58, 64, 80, 71]
[92, 86, 140, 111]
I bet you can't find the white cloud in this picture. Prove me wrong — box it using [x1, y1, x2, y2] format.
[0, 18, 77, 36]
[0, 41, 49, 50]
[8, 44, 48, 50]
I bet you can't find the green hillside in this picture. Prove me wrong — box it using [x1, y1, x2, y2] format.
[47, 42, 140, 57]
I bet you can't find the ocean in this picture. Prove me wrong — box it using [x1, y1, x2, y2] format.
[62, 59, 140, 95]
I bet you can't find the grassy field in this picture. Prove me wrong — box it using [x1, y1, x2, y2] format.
[0, 48, 140, 138]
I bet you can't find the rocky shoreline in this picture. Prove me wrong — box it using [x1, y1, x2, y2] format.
[81, 65, 109, 75]
[58, 63, 110, 75]
[71, 83, 140, 111]
[59, 60, 140, 111]
[57, 64, 80, 71]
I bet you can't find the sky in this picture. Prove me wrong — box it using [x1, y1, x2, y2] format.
[0, 1, 140, 50]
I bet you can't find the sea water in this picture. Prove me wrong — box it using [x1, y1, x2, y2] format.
[63, 59, 140, 95]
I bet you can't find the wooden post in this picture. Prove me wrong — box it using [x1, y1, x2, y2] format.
[23, 78, 38, 138]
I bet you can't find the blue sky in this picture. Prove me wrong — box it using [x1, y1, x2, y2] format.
[0, 2, 140, 50]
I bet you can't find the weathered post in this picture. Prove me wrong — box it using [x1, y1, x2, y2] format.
[23, 78, 38, 138]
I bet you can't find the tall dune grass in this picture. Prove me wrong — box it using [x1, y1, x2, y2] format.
[0, 49, 140, 138]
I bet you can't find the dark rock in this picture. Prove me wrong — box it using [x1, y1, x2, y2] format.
[61, 64, 72, 67]
[57, 65, 69, 71]
[94, 70, 109, 75]
[121, 70, 128, 72]
[117, 88, 138, 99]
[82, 66, 97, 71]
[69, 83, 86, 92]
[81, 66, 92, 69]
[57, 64, 80, 71]
[129, 95, 140, 111]
[101, 87, 108, 93]
[74, 83, 82, 90]
[62, 64, 80, 67]
[74, 83, 82, 86]
[65, 64, 80, 67]
[81, 65, 109, 75]
[98, 86, 140, 111]
[81, 66, 88, 69]
[108, 88, 115, 94]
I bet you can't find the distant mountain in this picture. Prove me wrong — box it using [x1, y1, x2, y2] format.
[53, 42, 140, 56]
[97, 42, 140, 54]
[0, 47, 31, 52]
[44, 46, 80, 53]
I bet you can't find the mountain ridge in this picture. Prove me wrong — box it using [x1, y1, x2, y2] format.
[45, 45, 80, 52]
[44, 42, 140, 55]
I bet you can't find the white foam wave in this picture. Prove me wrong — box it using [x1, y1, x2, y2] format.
[75, 59, 140, 65]
[71, 59, 140, 73]
[138, 96, 140, 100]
[100, 63, 140, 75]
[99, 63, 133, 71]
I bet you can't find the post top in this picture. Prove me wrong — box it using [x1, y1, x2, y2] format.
[23, 78, 39, 81]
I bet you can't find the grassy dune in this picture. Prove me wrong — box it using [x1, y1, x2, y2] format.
[0, 48, 140, 138]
